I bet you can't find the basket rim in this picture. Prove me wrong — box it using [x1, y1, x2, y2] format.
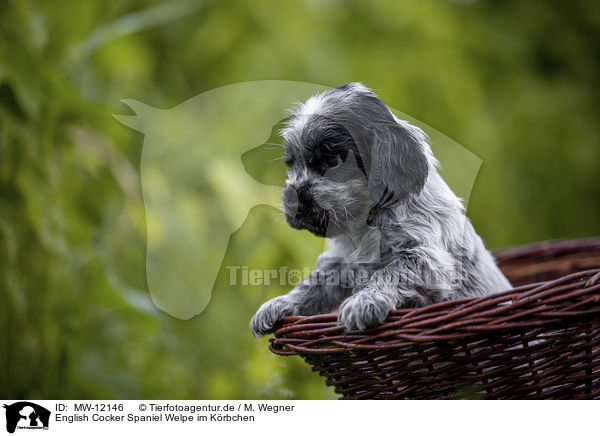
[269, 236, 600, 355]
[493, 236, 600, 261]
[273, 269, 600, 334]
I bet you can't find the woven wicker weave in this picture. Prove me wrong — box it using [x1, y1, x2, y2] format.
[269, 238, 600, 399]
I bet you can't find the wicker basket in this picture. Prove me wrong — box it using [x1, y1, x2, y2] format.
[269, 238, 600, 399]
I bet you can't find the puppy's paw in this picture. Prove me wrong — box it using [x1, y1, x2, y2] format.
[338, 290, 394, 331]
[250, 296, 294, 337]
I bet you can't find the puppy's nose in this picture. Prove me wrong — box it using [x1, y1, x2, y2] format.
[295, 182, 313, 206]
[283, 181, 312, 215]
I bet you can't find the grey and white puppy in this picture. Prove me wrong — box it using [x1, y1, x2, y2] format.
[250, 83, 511, 337]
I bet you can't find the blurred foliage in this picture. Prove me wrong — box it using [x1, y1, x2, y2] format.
[1, 0, 599, 399]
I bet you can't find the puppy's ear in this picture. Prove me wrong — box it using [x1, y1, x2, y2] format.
[368, 120, 429, 203]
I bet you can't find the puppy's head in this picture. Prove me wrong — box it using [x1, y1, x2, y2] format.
[281, 83, 430, 237]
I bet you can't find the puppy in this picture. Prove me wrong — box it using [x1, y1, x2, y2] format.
[250, 82, 511, 337]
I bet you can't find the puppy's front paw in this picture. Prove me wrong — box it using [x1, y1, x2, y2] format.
[250, 296, 294, 337]
[338, 290, 394, 331]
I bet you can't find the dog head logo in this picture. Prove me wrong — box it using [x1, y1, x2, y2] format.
[3, 402, 50, 433]
[114, 81, 481, 319]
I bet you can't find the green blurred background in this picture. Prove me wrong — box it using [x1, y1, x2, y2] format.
[1, 0, 599, 399]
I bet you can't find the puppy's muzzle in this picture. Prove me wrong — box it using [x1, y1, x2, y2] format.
[283, 182, 329, 236]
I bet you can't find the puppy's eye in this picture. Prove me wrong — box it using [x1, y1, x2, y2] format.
[324, 157, 341, 169]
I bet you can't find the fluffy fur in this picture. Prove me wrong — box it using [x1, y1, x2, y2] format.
[251, 82, 511, 336]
